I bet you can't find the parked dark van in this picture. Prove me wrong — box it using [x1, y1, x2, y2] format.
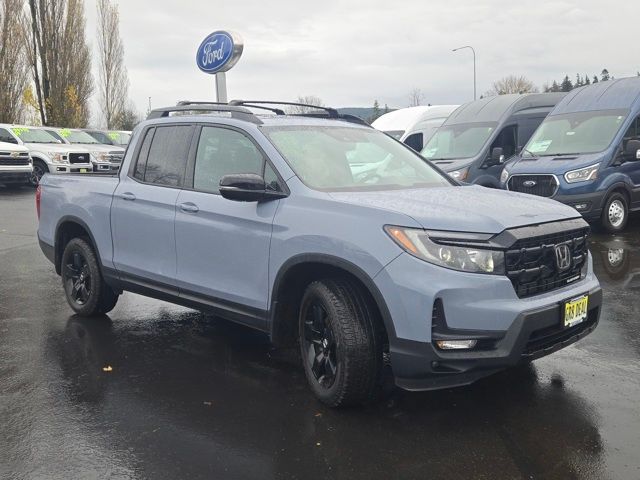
[421, 93, 566, 187]
[501, 76, 640, 232]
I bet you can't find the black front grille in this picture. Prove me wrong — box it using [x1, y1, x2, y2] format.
[505, 227, 589, 298]
[106, 151, 123, 163]
[523, 307, 599, 356]
[0, 153, 30, 166]
[69, 153, 90, 164]
[508, 175, 557, 197]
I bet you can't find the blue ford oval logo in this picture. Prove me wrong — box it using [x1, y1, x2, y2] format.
[523, 180, 537, 187]
[196, 31, 242, 74]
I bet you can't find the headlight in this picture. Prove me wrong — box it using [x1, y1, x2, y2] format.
[564, 163, 599, 183]
[92, 151, 108, 162]
[448, 167, 469, 181]
[48, 152, 68, 164]
[500, 168, 509, 184]
[384, 226, 504, 274]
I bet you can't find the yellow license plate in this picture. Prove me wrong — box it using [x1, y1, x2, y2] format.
[80, 168, 88, 173]
[564, 295, 588, 327]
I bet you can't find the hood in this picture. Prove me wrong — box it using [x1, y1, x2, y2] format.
[0, 141, 29, 153]
[329, 185, 581, 234]
[74, 143, 124, 153]
[506, 152, 606, 175]
[25, 142, 91, 154]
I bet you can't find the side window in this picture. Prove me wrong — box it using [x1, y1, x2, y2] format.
[133, 128, 154, 181]
[0, 128, 17, 144]
[264, 163, 283, 192]
[622, 117, 640, 143]
[404, 133, 423, 152]
[490, 125, 517, 159]
[193, 127, 264, 194]
[144, 126, 192, 187]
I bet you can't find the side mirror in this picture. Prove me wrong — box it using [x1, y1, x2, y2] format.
[219, 173, 267, 202]
[487, 147, 505, 166]
[624, 139, 640, 161]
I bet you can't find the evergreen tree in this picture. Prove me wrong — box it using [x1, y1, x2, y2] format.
[383, 103, 390, 115]
[575, 74, 582, 87]
[584, 75, 591, 85]
[369, 100, 381, 123]
[601, 69, 610, 81]
[560, 75, 573, 92]
[593, 75, 599, 83]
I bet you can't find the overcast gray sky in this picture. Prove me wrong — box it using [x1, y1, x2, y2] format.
[84, 0, 639, 116]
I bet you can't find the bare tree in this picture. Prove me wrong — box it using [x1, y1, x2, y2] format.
[485, 75, 538, 96]
[0, 0, 29, 123]
[24, 0, 93, 127]
[97, 0, 129, 129]
[408, 88, 424, 107]
[287, 95, 325, 114]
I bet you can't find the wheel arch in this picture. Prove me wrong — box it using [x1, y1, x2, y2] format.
[54, 216, 102, 275]
[269, 254, 396, 347]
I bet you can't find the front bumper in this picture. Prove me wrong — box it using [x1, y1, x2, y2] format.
[393, 287, 601, 390]
[374, 251, 602, 391]
[0, 167, 32, 184]
[552, 191, 604, 221]
[49, 163, 94, 174]
[92, 161, 121, 172]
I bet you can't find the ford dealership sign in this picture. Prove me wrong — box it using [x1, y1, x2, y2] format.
[196, 31, 243, 74]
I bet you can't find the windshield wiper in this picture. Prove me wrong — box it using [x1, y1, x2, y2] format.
[521, 148, 537, 158]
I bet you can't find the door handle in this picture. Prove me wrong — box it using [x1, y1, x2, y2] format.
[120, 192, 136, 201]
[179, 202, 199, 213]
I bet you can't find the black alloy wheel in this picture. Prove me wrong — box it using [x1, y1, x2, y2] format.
[302, 301, 338, 389]
[63, 251, 92, 306]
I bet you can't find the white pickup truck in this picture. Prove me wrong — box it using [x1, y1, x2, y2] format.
[0, 141, 32, 186]
[0, 124, 93, 186]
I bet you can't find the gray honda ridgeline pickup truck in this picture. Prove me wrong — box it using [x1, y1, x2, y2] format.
[37, 101, 602, 407]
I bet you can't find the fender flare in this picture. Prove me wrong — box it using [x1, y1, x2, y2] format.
[54, 215, 103, 275]
[270, 253, 398, 341]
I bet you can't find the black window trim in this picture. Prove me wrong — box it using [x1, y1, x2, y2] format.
[127, 123, 195, 190]
[183, 122, 289, 196]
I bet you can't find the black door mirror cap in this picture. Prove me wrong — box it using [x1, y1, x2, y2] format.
[219, 173, 287, 202]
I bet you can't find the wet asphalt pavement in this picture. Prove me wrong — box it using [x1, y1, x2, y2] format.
[1, 185, 639, 480]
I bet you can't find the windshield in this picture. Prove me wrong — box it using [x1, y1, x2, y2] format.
[524, 109, 628, 157]
[108, 131, 131, 145]
[87, 131, 113, 144]
[11, 127, 60, 144]
[421, 122, 497, 160]
[263, 125, 453, 191]
[64, 130, 101, 144]
[44, 129, 66, 143]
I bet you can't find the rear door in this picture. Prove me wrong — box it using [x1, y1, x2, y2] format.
[111, 124, 194, 288]
[174, 125, 283, 328]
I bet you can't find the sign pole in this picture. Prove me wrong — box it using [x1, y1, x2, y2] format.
[215, 72, 228, 103]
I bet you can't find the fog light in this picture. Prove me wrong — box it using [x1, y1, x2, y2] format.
[435, 339, 477, 350]
[573, 203, 589, 211]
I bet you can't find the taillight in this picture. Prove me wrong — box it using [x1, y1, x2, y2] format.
[36, 185, 41, 220]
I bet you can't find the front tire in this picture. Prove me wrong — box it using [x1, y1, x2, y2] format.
[61, 238, 119, 316]
[601, 192, 628, 233]
[299, 279, 382, 407]
[30, 160, 48, 187]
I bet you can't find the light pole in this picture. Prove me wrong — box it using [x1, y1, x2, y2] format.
[452, 46, 476, 100]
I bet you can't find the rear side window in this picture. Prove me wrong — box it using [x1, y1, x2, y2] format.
[193, 127, 264, 194]
[404, 132, 423, 151]
[143, 125, 193, 187]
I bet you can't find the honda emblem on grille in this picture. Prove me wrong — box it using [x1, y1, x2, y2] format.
[555, 244, 572, 271]
[523, 180, 537, 187]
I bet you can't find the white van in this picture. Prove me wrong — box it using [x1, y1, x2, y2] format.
[372, 105, 459, 151]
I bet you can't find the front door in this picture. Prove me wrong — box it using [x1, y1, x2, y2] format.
[174, 126, 282, 328]
[111, 125, 193, 288]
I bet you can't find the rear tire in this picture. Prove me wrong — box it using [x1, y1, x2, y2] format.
[61, 238, 119, 316]
[601, 192, 628, 233]
[299, 279, 382, 407]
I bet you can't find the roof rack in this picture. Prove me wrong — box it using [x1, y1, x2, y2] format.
[147, 101, 371, 127]
[146, 103, 262, 124]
